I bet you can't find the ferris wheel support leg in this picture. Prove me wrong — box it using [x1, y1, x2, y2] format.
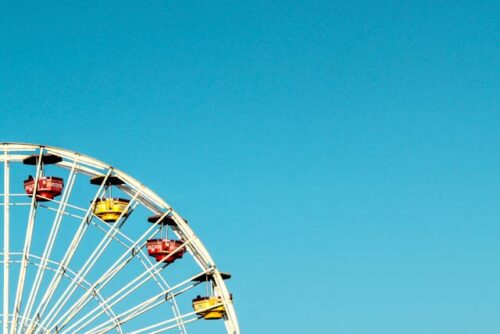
[3, 151, 10, 334]
[11, 149, 44, 334]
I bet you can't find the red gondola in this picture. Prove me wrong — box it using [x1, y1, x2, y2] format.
[24, 176, 64, 201]
[146, 239, 185, 263]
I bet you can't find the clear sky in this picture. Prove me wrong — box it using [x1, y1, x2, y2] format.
[1, 1, 499, 333]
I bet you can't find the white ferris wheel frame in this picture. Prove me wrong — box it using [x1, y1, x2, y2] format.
[0, 142, 239, 334]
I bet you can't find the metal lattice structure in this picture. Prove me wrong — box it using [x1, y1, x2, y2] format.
[0, 143, 239, 334]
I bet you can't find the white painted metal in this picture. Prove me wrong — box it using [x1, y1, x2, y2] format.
[39, 195, 140, 329]
[67, 213, 188, 333]
[48, 212, 172, 331]
[3, 150, 10, 334]
[77, 269, 210, 334]
[11, 149, 44, 334]
[0, 143, 240, 334]
[62, 240, 196, 333]
[0, 252, 121, 330]
[18, 160, 78, 333]
[26, 169, 113, 334]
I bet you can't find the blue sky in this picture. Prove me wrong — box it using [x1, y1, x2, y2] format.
[1, 0, 499, 333]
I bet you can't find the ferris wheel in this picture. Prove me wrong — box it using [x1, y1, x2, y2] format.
[0, 143, 239, 334]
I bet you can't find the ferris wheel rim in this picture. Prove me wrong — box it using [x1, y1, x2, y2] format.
[0, 142, 239, 334]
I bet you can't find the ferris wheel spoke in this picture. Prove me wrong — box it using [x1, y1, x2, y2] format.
[132, 234, 188, 334]
[65, 269, 208, 334]
[52, 239, 192, 333]
[129, 316, 199, 334]
[95, 224, 188, 334]
[10, 149, 44, 334]
[46, 211, 171, 331]
[9, 252, 123, 334]
[40, 192, 142, 329]
[18, 160, 78, 332]
[86, 297, 166, 334]
[88, 220, 131, 248]
[127, 300, 227, 334]
[88, 288, 210, 334]
[88, 297, 168, 334]
[117, 184, 164, 215]
[3, 150, 11, 334]
[25, 169, 114, 334]
[36, 204, 84, 220]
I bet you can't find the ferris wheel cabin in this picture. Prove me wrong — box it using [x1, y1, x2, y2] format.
[93, 198, 130, 222]
[146, 239, 186, 263]
[89, 175, 130, 222]
[23, 176, 64, 201]
[22, 153, 64, 201]
[191, 272, 232, 320]
[192, 296, 227, 320]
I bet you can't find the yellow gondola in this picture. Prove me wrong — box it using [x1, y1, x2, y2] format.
[93, 198, 130, 222]
[192, 296, 226, 319]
